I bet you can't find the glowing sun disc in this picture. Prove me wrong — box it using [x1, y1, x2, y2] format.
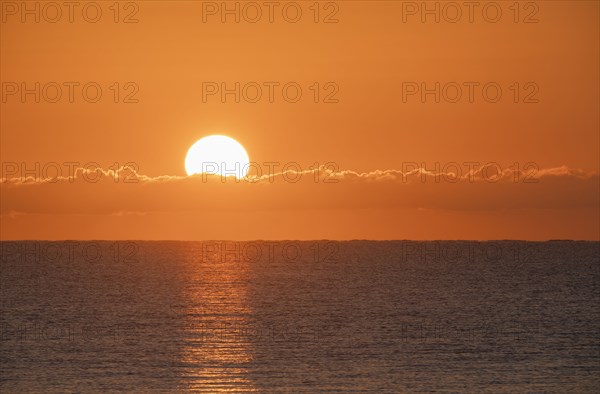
[185, 135, 250, 178]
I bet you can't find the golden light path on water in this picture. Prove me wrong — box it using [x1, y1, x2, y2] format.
[178, 245, 257, 392]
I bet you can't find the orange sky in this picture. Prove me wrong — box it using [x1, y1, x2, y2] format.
[1, 1, 599, 240]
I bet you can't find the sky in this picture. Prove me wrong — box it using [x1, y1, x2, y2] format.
[1, 0, 599, 240]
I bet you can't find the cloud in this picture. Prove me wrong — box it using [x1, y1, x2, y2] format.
[0, 164, 598, 215]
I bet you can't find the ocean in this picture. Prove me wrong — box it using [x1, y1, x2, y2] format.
[1, 241, 599, 392]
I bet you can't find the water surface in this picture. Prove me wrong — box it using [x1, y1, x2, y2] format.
[1, 241, 599, 392]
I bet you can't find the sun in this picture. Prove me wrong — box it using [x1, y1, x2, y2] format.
[185, 135, 250, 178]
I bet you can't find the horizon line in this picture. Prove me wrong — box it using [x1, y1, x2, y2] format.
[1, 239, 598, 242]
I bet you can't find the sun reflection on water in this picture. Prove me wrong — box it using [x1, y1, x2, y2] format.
[177, 248, 257, 392]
